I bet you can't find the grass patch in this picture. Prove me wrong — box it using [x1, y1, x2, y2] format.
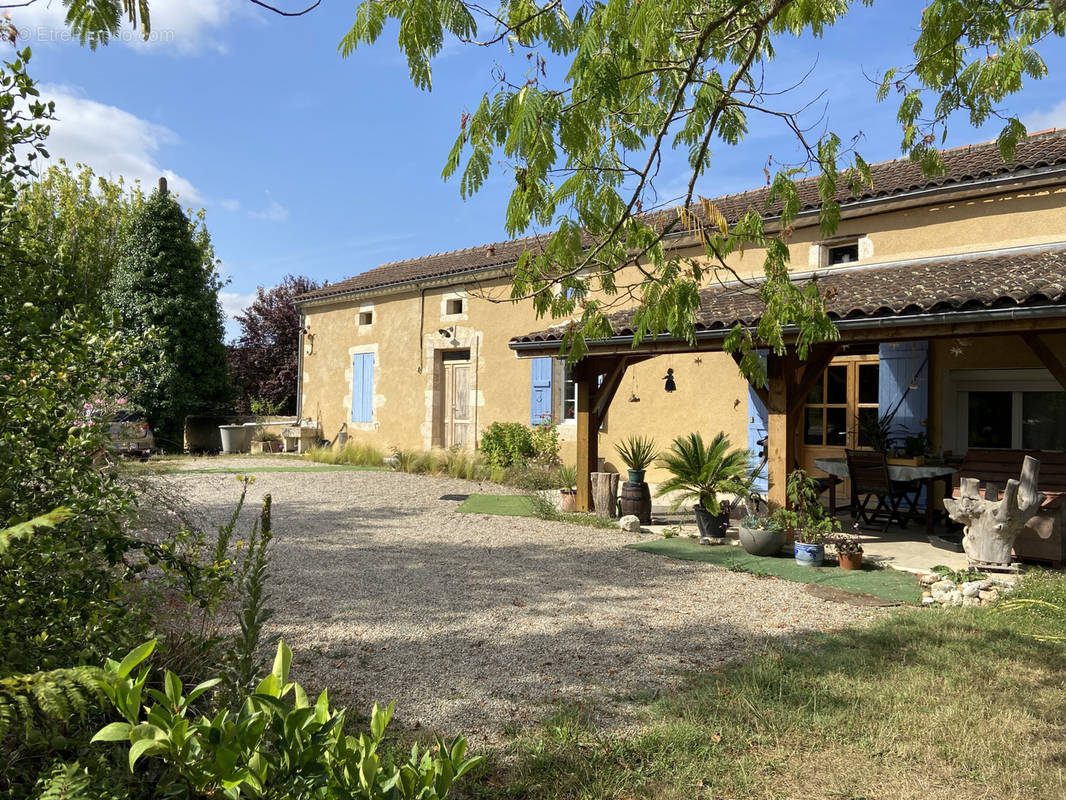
[465, 573, 1066, 800]
[627, 536, 920, 604]
[457, 493, 616, 529]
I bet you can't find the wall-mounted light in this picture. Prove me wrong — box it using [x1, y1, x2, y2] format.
[437, 327, 454, 338]
[301, 327, 314, 356]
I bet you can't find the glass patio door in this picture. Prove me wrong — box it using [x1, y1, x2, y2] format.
[798, 355, 879, 485]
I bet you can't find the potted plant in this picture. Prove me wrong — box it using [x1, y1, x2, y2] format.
[834, 532, 864, 570]
[614, 435, 660, 484]
[656, 432, 749, 541]
[737, 513, 786, 556]
[558, 464, 577, 512]
[780, 469, 841, 567]
[251, 427, 282, 454]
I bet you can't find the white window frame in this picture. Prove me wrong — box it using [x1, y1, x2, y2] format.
[942, 368, 1065, 453]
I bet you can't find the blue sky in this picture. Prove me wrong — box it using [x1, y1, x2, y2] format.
[13, 0, 1066, 339]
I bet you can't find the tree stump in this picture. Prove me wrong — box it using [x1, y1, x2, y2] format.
[943, 455, 1045, 567]
[591, 471, 620, 518]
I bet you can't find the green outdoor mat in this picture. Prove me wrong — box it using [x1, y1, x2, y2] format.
[457, 494, 537, 517]
[627, 537, 921, 604]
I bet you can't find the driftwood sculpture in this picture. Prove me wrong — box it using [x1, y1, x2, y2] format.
[944, 455, 1045, 567]
[591, 471, 620, 519]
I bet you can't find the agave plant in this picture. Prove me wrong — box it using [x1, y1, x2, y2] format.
[614, 435, 660, 471]
[557, 463, 578, 490]
[655, 432, 750, 514]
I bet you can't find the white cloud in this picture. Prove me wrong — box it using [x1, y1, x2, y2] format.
[10, 0, 244, 55]
[219, 290, 257, 321]
[250, 199, 289, 223]
[39, 84, 200, 201]
[220, 198, 241, 212]
[1025, 99, 1066, 132]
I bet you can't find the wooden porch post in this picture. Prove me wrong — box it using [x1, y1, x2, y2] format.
[575, 371, 599, 513]
[766, 351, 797, 511]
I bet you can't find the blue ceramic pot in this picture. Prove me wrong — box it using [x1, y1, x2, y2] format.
[794, 542, 825, 567]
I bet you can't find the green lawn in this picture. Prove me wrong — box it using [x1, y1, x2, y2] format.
[462, 571, 1066, 800]
[628, 537, 921, 604]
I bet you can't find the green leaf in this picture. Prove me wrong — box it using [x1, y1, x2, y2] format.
[128, 738, 163, 772]
[115, 640, 156, 680]
[271, 640, 292, 686]
[91, 721, 132, 742]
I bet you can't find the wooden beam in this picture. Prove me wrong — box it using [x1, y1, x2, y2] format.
[593, 357, 631, 418]
[575, 372, 599, 513]
[730, 350, 770, 408]
[787, 342, 842, 415]
[1021, 333, 1066, 391]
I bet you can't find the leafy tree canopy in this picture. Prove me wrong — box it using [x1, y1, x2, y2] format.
[230, 274, 322, 415]
[109, 186, 230, 446]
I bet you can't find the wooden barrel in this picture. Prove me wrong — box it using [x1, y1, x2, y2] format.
[620, 481, 652, 524]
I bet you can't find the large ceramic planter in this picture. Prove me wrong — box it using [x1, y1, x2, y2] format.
[559, 490, 577, 513]
[219, 424, 250, 454]
[838, 551, 863, 570]
[739, 525, 785, 556]
[794, 542, 825, 567]
[693, 504, 729, 540]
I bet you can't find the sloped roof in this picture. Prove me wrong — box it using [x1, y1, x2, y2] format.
[297, 129, 1066, 305]
[510, 243, 1066, 344]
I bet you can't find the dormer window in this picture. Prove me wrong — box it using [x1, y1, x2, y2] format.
[827, 242, 859, 266]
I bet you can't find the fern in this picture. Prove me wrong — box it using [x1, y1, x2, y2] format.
[0, 666, 105, 740]
[33, 761, 94, 800]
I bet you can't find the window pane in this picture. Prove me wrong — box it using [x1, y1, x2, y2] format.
[807, 375, 824, 405]
[1022, 392, 1066, 451]
[967, 391, 1012, 448]
[804, 408, 823, 445]
[828, 243, 859, 265]
[826, 407, 848, 446]
[857, 407, 879, 448]
[858, 363, 879, 405]
[826, 365, 847, 404]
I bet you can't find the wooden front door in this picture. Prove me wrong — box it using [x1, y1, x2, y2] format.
[798, 354, 880, 493]
[443, 350, 472, 448]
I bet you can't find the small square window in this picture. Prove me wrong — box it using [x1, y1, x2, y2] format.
[827, 242, 859, 266]
[445, 298, 464, 315]
[358, 311, 373, 326]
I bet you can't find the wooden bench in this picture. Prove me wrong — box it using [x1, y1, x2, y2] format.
[953, 449, 1066, 567]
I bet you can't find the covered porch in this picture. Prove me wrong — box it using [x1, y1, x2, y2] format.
[510, 244, 1066, 565]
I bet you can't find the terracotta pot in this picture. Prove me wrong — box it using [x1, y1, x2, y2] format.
[559, 489, 577, 512]
[838, 551, 864, 570]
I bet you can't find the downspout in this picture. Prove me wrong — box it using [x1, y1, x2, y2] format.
[295, 310, 305, 421]
[417, 286, 428, 373]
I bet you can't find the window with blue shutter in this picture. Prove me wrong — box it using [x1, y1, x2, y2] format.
[351, 352, 375, 423]
[878, 341, 928, 439]
[530, 357, 553, 425]
[746, 351, 769, 495]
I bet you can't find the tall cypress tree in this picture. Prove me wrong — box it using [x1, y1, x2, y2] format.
[110, 181, 229, 448]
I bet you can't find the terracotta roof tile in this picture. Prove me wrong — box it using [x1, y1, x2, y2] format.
[510, 244, 1066, 344]
[297, 130, 1066, 304]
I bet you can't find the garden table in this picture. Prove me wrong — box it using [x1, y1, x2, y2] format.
[813, 457, 957, 536]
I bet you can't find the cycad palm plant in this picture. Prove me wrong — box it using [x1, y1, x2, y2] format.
[655, 432, 750, 515]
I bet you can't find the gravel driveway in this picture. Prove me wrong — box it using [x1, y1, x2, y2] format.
[160, 458, 882, 743]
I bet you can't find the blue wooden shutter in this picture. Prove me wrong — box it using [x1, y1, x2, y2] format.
[530, 357, 553, 425]
[747, 351, 769, 495]
[351, 352, 374, 423]
[878, 341, 928, 439]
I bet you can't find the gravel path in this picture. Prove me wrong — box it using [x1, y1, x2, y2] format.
[159, 458, 884, 743]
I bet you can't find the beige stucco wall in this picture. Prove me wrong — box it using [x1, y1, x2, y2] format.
[299, 183, 1066, 471]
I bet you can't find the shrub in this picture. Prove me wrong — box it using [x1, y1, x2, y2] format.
[303, 441, 385, 466]
[93, 640, 483, 800]
[480, 422, 535, 467]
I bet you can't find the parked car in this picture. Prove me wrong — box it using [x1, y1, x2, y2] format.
[107, 412, 154, 456]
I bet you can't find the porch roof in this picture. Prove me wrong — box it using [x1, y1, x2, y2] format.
[509, 242, 1066, 351]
